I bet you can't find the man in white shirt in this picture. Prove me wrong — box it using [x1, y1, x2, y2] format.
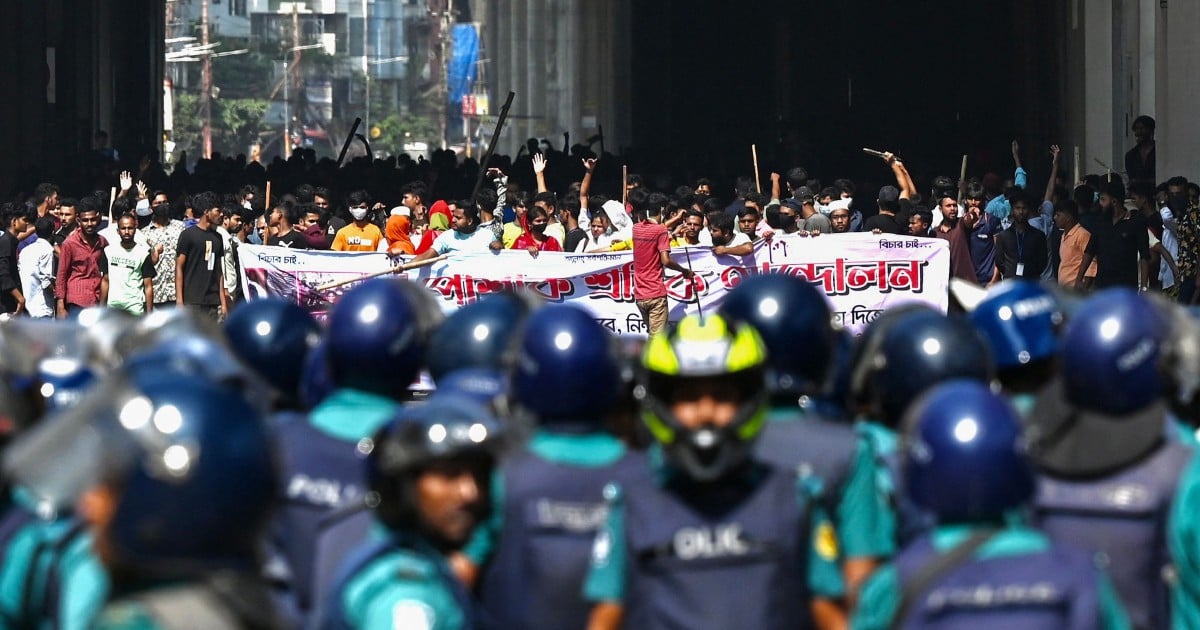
[707, 211, 753, 256]
[18, 217, 55, 317]
[411, 204, 501, 262]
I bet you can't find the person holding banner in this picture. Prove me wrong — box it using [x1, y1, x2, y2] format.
[631, 203, 692, 335]
[410, 203, 501, 263]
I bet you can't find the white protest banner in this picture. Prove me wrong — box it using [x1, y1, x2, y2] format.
[239, 233, 949, 334]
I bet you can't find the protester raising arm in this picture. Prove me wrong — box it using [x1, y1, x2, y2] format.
[880, 152, 918, 200]
[580, 157, 597, 224]
[533, 153, 549, 194]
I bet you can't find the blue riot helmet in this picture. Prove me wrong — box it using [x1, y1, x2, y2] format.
[112, 306, 225, 365]
[970, 280, 1065, 390]
[76, 306, 136, 370]
[718, 273, 836, 398]
[4, 367, 280, 576]
[1060, 288, 1167, 415]
[426, 291, 538, 384]
[851, 306, 994, 426]
[637, 314, 769, 482]
[326, 279, 442, 399]
[434, 368, 510, 418]
[512, 304, 621, 426]
[364, 393, 505, 543]
[300, 338, 335, 410]
[902, 380, 1035, 523]
[3, 320, 98, 413]
[224, 298, 322, 407]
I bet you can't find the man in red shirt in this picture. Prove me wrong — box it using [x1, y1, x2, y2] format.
[934, 194, 979, 283]
[632, 206, 693, 334]
[56, 196, 107, 318]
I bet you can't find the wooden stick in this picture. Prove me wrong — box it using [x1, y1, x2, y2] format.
[622, 165, 628, 205]
[265, 181, 272, 208]
[752, 144, 761, 193]
[1080, 146, 1089, 186]
[957, 155, 968, 203]
[313, 255, 449, 291]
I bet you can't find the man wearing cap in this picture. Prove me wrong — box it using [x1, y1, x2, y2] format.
[792, 190, 832, 235]
[864, 186, 906, 234]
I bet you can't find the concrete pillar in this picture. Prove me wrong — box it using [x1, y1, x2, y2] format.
[1083, 0, 1116, 177]
[1160, 0, 1200, 181]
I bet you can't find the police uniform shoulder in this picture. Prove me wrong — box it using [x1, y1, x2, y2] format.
[386, 547, 440, 582]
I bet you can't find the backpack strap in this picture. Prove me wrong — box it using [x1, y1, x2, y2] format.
[890, 529, 997, 630]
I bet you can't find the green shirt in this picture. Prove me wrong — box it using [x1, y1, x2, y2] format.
[0, 493, 107, 630]
[1168, 448, 1200, 627]
[309, 388, 401, 443]
[765, 408, 893, 599]
[462, 429, 627, 565]
[852, 523, 1130, 630]
[339, 535, 465, 630]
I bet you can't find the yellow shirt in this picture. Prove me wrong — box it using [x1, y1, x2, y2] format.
[609, 237, 685, 252]
[332, 223, 384, 252]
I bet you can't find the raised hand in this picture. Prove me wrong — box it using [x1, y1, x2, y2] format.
[119, 171, 133, 191]
[135, 181, 149, 200]
[532, 153, 547, 175]
[1050, 144, 1061, 160]
[583, 157, 597, 172]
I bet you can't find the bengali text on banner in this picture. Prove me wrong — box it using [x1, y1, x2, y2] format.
[237, 233, 949, 335]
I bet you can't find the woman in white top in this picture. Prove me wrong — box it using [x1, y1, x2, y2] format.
[576, 214, 614, 253]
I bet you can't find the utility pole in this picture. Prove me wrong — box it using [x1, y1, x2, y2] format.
[286, 4, 300, 159]
[430, 0, 452, 150]
[201, 0, 212, 159]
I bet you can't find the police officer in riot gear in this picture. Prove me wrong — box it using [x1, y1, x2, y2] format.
[848, 306, 995, 549]
[319, 392, 506, 629]
[853, 380, 1130, 629]
[968, 279, 1065, 416]
[1027, 288, 1194, 630]
[273, 278, 442, 622]
[585, 314, 816, 630]
[5, 348, 283, 629]
[224, 297, 322, 411]
[0, 319, 113, 630]
[425, 291, 537, 384]
[719, 273, 892, 621]
[460, 304, 644, 629]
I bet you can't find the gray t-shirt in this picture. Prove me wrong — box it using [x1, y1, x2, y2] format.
[798, 213, 832, 234]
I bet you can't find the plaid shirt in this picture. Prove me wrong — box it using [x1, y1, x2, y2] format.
[55, 230, 107, 307]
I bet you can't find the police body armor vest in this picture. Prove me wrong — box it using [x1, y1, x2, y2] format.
[881, 448, 937, 548]
[755, 414, 857, 515]
[1032, 439, 1193, 630]
[128, 572, 282, 630]
[892, 534, 1102, 630]
[272, 413, 368, 613]
[621, 464, 814, 630]
[478, 447, 646, 630]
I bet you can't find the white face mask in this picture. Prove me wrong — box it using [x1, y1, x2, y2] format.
[349, 206, 368, 221]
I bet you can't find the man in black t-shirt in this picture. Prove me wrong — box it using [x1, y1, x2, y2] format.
[266, 200, 309, 249]
[1080, 182, 1151, 290]
[864, 185, 906, 234]
[0, 203, 29, 314]
[175, 191, 228, 320]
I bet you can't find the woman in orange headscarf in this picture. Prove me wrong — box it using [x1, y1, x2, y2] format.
[386, 206, 415, 255]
